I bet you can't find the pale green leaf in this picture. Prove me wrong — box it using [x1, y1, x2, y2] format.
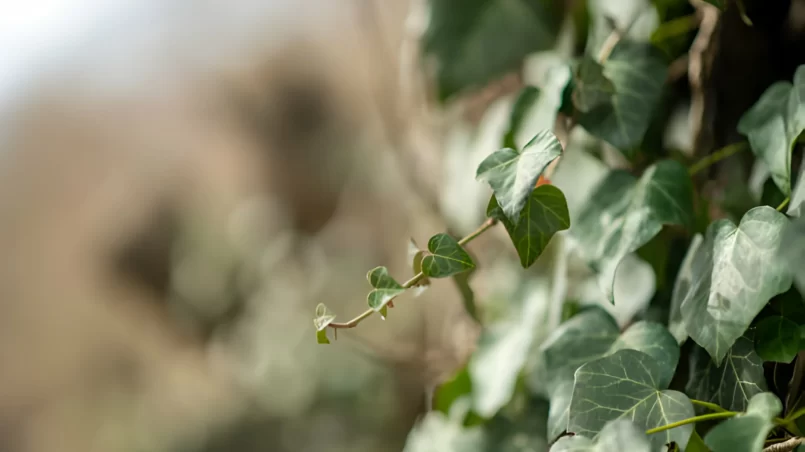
[571, 160, 694, 302]
[313, 302, 335, 331]
[669, 234, 703, 344]
[738, 65, 805, 195]
[366, 266, 406, 312]
[569, 350, 694, 451]
[686, 333, 768, 412]
[403, 410, 486, 452]
[679, 206, 793, 365]
[476, 129, 563, 222]
[755, 315, 800, 363]
[578, 41, 667, 156]
[422, 233, 475, 278]
[572, 56, 615, 113]
[547, 380, 573, 442]
[789, 163, 805, 217]
[551, 420, 651, 452]
[487, 184, 571, 268]
[704, 393, 782, 452]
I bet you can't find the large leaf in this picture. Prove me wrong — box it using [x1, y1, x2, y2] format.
[476, 129, 563, 223]
[679, 207, 793, 364]
[551, 419, 651, 452]
[577, 41, 668, 156]
[608, 321, 680, 388]
[704, 393, 782, 452]
[755, 315, 800, 363]
[423, 0, 560, 101]
[669, 234, 703, 343]
[568, 349, 695, 451]
[366, 266, 406, 314]
[789, 163, 805, 217]
[572, 56, 615, 113]
[487, 185, 571, 268]
[686, 333, 768, 412]
[422, 233, 475, 278]
[571, 160, 694, 302]
[738, 65, 805, 195]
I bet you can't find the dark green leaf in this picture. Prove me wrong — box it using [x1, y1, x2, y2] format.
[572, 56, 615, 113]
[366, 266, 406, 312]
[679, 207, 793, 364]
[503, 86, 540, 149]
[686, 333, 768, 412]
[704, 393, 782, 452]
[476, 129, 563, 223]
[577, 41, 668, 156]
[737, 65, 805, 195]
[487, 184, 571, 268]
[550, 420, 651, 452]
[422, 233, 475, 278]
[568, 349, 695, 451]
[780, 215, 805, 294]
[571, 160, 694, 302]
[485, 397, 550, 452]
[755, 315, 800, 363]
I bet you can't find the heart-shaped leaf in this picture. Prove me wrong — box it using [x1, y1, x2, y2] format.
[703, 393, 782, 452]
[738, 65, 805, 195]
[754, 315, 800, 363]
[572, 56, 615, 113]
[571, 160, 694, 302]
[679, 206, 793, 365]
[314, 303, 336, 344]
[476, 129, 563, 223]
[422, 233, 475, 278]
[686, 332, 768, 412]
[551, 420, 651, 452]
[487, 184, 571, 268]
[366, 266, 406, 315]
[568, 349, 695, 451]
[577, 41, 667, 157]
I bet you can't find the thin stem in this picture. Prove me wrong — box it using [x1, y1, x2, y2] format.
[327, 218, 498, 330]
[691, 399, 728, 413]
[777, 197, 790, 212]
[646, 412, 736, 435]
[688, 142, 747, 176]
[784, 406, 805, 424]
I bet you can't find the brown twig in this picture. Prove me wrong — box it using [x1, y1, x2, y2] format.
[764, 437, 804, 452]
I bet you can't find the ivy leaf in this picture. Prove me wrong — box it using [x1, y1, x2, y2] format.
[547, 380, 574, 442]
[422, 233, 475, 278]
[487, 185, 571, 268]
[572, 56, 615, 113]
[789, 163, 805, 217]
[551, 420, 651, 452]
[313, 303, 336, 344]
[366, 266, 406, 314]
[407, 238, 430, 291]
[704, 393, 782, 452]
[608, 321, 680, 388]
[780, 215, 805, 294]
[738, 65, 805, 195]
[755, 315, 800, 363]
[686, 333, 768, 412]
[571, 160, 694, 302]
[569, 349, 695, 451]
[577, 41, 667, 157]
[669, 234, 703, 343]
[503, 86, 540, 150]
[476, 129, 563, 223]
[679, 206, 793, 365]
[485, 398, 550, 452]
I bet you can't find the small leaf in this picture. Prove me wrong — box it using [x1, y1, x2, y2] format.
[571, 160, 694, 302]
[316, 329, 330, 344]
[686, 333, 768, 412]
[577, 41, 668, 156]
[568, 350, 695, 451]
[755, 315, 800, 363]
[551, 420, 651, 452]
[503, 86, 540, 149]
[738, 64, 805, 195]
[487, 185, 571, 268]
[704, 393, 782, 452]
[422, 233, 475, 278]
[572, 56, 615, 113]
[366, 266, 406, 312]
[407, 238, 430, 290]
[476, 129, 563, 223]
[679, 206, 793, 365]
[313, 303, 335, 331]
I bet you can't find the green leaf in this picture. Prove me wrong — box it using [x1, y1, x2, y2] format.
[780, 215, 805, 294]
[577, 41, 668, 156]
[571, 160, 694, 302]
[547, 380, 573, 442]
[316, 329, 330, 344]
[669, 234, 703, 343]
[407, 238, 430, 290]
[679, 206, 793, 365]
[568, 349, 695, 451]
[485, 397, 550, 452]
[366, 266, 406, 313]
[422, 233, 475, 278]
[789, 163, 805, 217]
[551, 420, 651, 452]
[433, 368, 473, 415]
[609, 321, 680, 388]
[738, 64, 805, 195]
[503, 86, 540, 150]
[686, 333, 768, 412]
[313, 303, 336, 344]
[755, 315, 800, 363]
[487, 185, 571, 268]
[422, 0, 560, 101]
[572, 56, 615, 113]
[476, 129, 563, 223]
[704, 393, 782, 452]
[403, 409, 486, 452]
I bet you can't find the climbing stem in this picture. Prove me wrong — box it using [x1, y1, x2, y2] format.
[690, 399, 729, 413]
[688, 142, 747, 176]
[646, 412, 736, 435]
[777, 197, 790, 212]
